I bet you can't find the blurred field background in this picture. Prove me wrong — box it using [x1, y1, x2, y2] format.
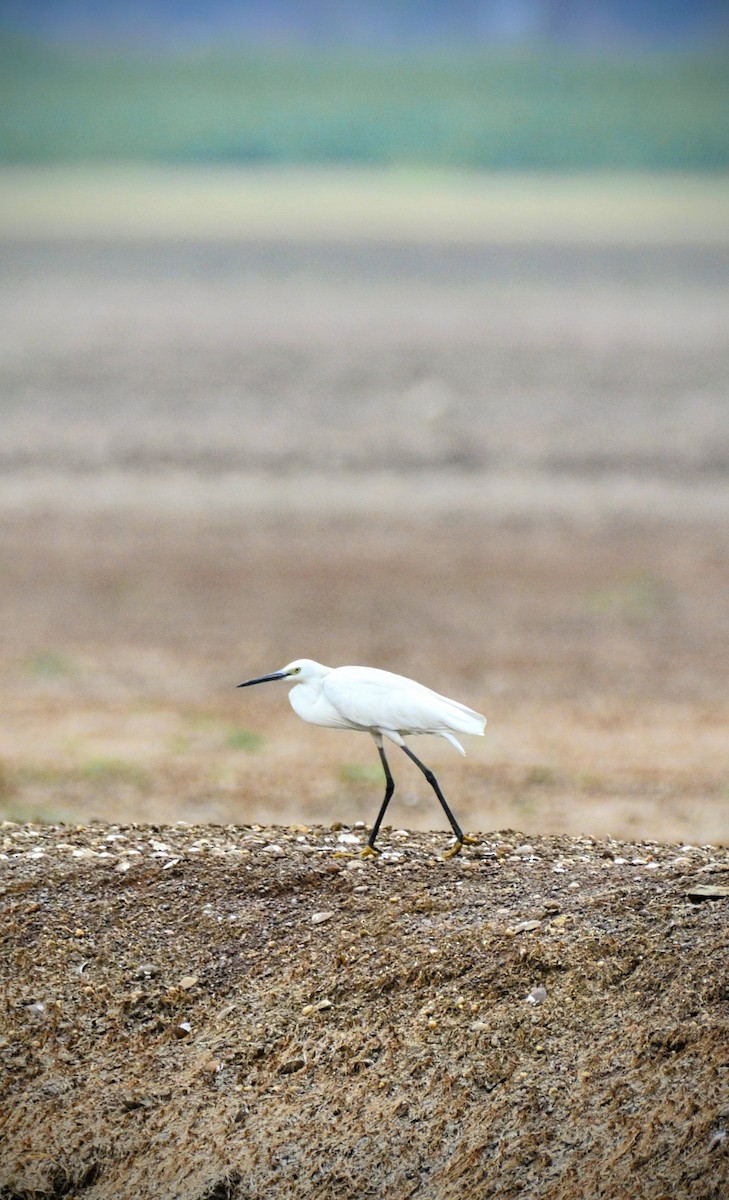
[1, 2, 728, 844]
[2, 37, 728, 170]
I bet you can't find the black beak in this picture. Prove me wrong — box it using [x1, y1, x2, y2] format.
[237, 671, 288, 688]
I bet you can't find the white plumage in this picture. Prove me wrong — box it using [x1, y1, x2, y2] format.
[237, 658, 486, 857]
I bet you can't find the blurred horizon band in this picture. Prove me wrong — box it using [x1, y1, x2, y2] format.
[1, 165, 728, 242]
[1, 39, 728, 172]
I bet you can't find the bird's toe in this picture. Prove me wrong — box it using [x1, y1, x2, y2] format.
[443, 840, 464, 858]
[443, 834, 479, 858]
[360, 844, 381, 859]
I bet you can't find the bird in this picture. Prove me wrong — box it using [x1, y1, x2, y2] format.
[237, 658, 486, 857]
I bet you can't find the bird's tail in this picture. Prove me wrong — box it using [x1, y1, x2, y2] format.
[435, 698, 486, 753]
[441, 699, 487, 738]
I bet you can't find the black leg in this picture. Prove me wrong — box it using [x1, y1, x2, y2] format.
[400, 744, 466, 845]
[364, 743, 395, 853]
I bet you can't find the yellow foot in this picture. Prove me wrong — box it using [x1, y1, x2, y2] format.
[360, 844, 381, 859]
[443, 834, 479, 859]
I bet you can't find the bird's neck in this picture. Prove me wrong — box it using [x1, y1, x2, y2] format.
[288, 677, 322, 718]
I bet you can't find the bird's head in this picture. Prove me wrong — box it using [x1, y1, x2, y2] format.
[237, 658, 327, 689]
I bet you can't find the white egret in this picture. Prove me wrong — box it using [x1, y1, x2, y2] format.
[237, 659, 486, 857]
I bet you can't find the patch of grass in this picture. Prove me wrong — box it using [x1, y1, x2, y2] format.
[16, 758, 152, 792]
[511, 793, 537, 816]
[0, 760, 17, 802]
[225, 726, 264, 753]
[15, 763, 68, 787]
[80, 758, 152, 789]
[525, 765, 558, 788]
[578, 772, 611, 794]
[0, 799, 77, 824]
[584, 573, 666, 621]
[167, 734, 192, 755]
[26, 651, 76, 678]
[338, 763, 383, 785]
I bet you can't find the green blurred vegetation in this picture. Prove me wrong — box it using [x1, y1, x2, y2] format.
[338, 762, 384, 785]
[1, 35, 727, 169]
[225, 726, 264, 753]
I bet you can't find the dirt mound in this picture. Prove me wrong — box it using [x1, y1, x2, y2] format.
[1, 821, 727, 1199]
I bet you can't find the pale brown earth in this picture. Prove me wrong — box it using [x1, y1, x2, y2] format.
[0, 509, 728, 848]
[0, 229, 728, 1196]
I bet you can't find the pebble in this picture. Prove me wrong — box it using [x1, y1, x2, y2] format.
[311, 911, 335, 924]
[135, 963, 159, 979]
[512, 919, 542, 935]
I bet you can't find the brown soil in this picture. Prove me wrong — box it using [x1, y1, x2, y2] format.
[1, 822, 728, 1200]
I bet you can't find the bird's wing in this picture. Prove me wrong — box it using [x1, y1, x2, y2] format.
[322, 666, 483, 738]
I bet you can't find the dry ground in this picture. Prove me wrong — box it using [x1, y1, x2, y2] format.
[1, 822, 728, 1200]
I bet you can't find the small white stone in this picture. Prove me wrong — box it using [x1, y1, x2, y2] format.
[526, 986, 547, 1006]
